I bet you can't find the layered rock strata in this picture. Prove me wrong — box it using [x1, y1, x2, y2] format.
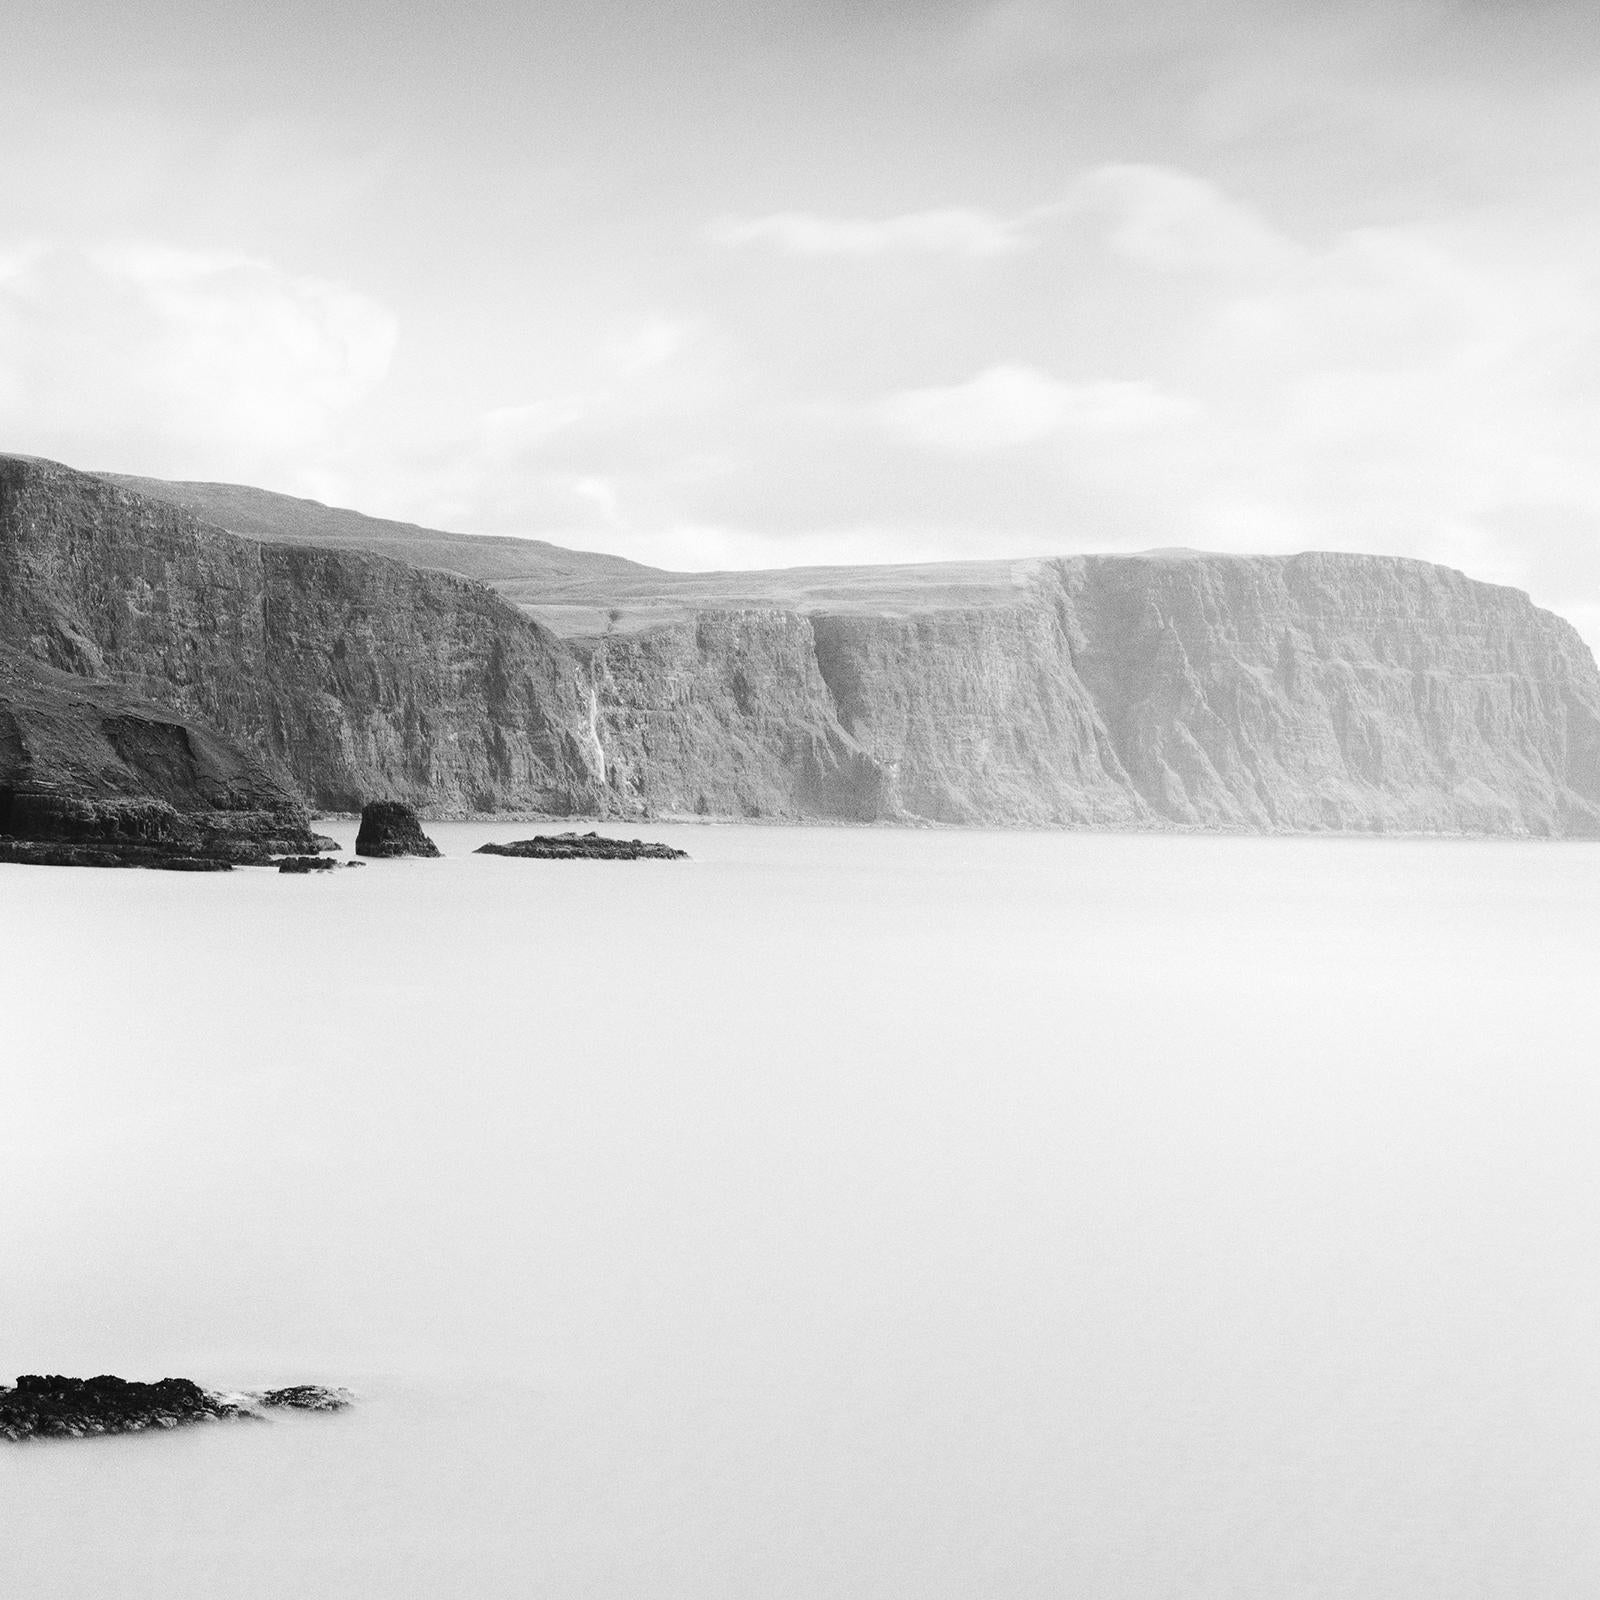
[7, 454, 1600, 837]
[1, 456, 606, 817]
[0, 647, 326, 867]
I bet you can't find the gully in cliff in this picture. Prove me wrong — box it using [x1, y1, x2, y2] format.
[0, 1375, 353, 1441]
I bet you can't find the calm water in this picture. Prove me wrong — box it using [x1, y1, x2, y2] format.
[4, 824, 1600, 1598]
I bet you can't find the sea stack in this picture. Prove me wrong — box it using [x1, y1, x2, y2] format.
[355, 800, 441, 858]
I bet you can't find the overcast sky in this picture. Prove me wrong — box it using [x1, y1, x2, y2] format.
[5, 1, 1600, 633]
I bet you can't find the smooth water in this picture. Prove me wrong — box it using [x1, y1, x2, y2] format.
[4, 825, 1600, 1598]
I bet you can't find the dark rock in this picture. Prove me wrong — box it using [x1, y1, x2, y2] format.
[345, 859, 366, 868]
[0, 646, 329, 870]
[355, 799, 441, 858]
[0, 1374, 242, 1440]
[476, 831, 687, 860]
[277, 855, 336, 873]
[0, 1374, 351, 1441]
[258, 1385, 353, 1411]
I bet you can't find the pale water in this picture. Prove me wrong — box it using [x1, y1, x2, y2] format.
[4, 825, 1600, 1598]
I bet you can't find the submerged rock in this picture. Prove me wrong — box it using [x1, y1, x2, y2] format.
[0, 1374, 352, 1441]
[276, 855, 336, 873]
[355, 799, 441, 858]
[476, 831, 687, 860]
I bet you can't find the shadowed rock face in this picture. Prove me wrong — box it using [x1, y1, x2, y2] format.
[0, 456, 608, 817]
[7, 454, 1600, 837]
[0, 647, 326, 868]
[355, 798, 441, 857]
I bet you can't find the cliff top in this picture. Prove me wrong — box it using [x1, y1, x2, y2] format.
[57, 462, 1501, 639]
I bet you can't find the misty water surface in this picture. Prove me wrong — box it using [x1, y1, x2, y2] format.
[4, 825, 1599, 1598]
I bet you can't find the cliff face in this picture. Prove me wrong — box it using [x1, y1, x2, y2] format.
[6, 454, 1600, 837]
[0, 647, 320, 860]
[0, 457, 606, 815]
[580, 610, 891, 821]
[792, 556, 1600, 835]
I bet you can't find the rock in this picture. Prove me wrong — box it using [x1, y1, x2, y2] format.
[0, 1375, 242, 1440]
[258, 1385, 353, 1411]
[0, 1374, 351, 1441]
[476, 831, 687, 860]
[0, 643, 329, 870]
[345, 859, 367, 868]
[276, 855, 336, 873]
[355, 799, 441, 858]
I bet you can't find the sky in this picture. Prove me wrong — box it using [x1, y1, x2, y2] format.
[5, 0, 1600, 637]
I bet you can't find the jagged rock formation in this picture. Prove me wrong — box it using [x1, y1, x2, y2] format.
[477, 831, 688, 859]
[6, 454, 1600, 837]
[0, 1375, 352, 1440]
[355, 798, 441, 858]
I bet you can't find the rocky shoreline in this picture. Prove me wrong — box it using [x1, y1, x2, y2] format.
[0, 1375, 353, 1441]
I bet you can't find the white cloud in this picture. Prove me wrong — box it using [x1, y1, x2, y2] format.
[879, 364, 1197, 452]
[1071, 164, 1302, 275]
[0, 242, 395, 471]
[710, 207, 1034, 258]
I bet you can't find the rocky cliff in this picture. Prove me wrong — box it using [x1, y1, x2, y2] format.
[573, 556, 1600, 835]
[0, 645, 324, 865]
[0, 456, 610, 815]
[6, 454, 1600, 837]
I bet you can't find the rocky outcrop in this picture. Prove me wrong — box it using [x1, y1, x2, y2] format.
[0, 1375, 352, 1440]
[355, 798, 441, 857]
[477, 831, 688, 859]
[0, 646, 327, 868]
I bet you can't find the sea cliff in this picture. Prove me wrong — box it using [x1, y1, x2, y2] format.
[6, 454, 1600, 837]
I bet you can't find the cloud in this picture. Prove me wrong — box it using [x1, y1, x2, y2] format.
[879, 364, 1197, 452]
[0, 242, 395, 472]
[1070, 165, 1302, 276]
[710, 206, 1034, 258]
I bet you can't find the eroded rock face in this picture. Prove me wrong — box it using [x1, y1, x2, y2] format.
[0, 647, 326, 868]
[355, 799, 441, 857]
[0, 456, 606, 817]
[476, 831, 687, 859]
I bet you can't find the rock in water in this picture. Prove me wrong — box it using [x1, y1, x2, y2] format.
[258, 1385, 353, 1411]
[0, 1375, 243, 1439]
[476, 832, 687, 860]
[277, 855, 336, 873]
[355, 800, 441, 858]
[0, 1374, 352, 1440]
